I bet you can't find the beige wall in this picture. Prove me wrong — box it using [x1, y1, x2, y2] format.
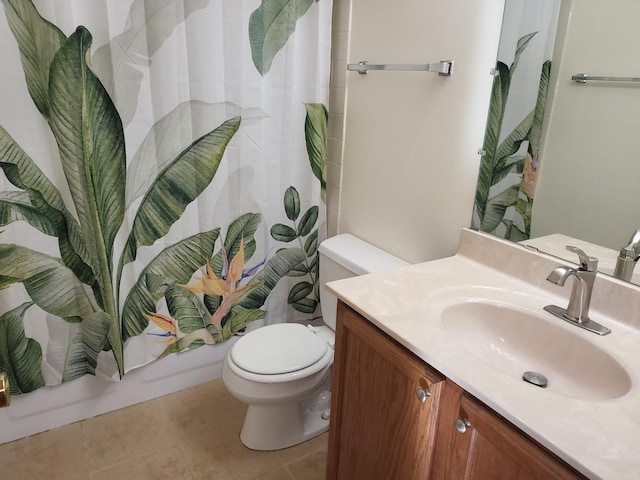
[532, 0, 640, 250]
[327, 0, 505, 263]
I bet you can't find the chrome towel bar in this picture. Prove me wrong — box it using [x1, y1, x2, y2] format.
[572, 73, 640, 84]
[347, 60, 454, 76]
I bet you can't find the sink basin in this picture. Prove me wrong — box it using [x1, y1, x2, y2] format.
[441, 301, 631, 401]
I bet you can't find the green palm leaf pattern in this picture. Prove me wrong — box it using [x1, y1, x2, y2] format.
[222, 309, 266, 341]
[0, 244, 98, 322]
[481, 184, 521, 233]
[125, 101, 264, 207]
[47, 26, 126, 372]
[530, 61, 552, 156]
[239, 247, 306, 310]
[62, 311, 110, 382]
[120, 117, 241, 268]
[473, 31, 546, 235]
[0, 0, 322, 387]
[221, 212, 261, 264]
[304, 103, 328, 197]
[475, 31, 536, 223]
[0, 125, 94, 286]
[474, 62, 509, 222]
[0, 302, 45, 394]
[48, 27, 125, 287]
[121, 229, 220, 342]
[490, 155, 526, 186]
[510, 32, 538, 81]
[494, 110, 534, 165]
[0, 191, 56, 236]
[163, 284, 213, 336]
[503, 219, 528, 243]
[249, 0, 315, 75]
[0, 0, 66, 119]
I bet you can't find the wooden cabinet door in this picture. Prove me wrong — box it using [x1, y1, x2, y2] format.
[433, 393, 586, 480]
[327, 302, 446, 480]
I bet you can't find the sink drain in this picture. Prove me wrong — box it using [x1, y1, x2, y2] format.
[522, 371, 548, 388]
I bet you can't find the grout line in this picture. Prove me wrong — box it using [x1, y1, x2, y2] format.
[155, 388, 198, 480]
[175, 442, 198, 480]
[281, 462, 297, 480]
[78, 420, 93, 475]
[89, 457, 138, 476]
[87, 442, 197, 479]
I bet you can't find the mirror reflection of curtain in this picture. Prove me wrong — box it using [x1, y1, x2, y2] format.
[0, 0, 331, 394]
[472, 0, 560, 241]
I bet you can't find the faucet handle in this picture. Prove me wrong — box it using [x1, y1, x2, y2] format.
[622, 229, 640, 259]
[565, 246, 598, 272]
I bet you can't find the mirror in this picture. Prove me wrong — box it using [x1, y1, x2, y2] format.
[472, 0, 640, 285]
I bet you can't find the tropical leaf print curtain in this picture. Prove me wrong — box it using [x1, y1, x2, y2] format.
[0, 0, 331, 393]
[472, 0, 560, 241]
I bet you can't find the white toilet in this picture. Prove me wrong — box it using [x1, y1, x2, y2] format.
[222, 233, 408, 450]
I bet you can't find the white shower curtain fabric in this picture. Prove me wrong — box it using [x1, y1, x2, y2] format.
[0, 0, 331, 392]
[495, 0, 560, 237]
[472, 0, 560, 240]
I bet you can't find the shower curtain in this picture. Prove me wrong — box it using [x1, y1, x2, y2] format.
[472, 0, 560, 241]
[0, 0, 331, 394]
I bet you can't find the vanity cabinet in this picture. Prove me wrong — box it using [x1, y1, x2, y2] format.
[431, 393, 585, 479]
[327, 302, 587, 480]
[326, 301, 446, 480]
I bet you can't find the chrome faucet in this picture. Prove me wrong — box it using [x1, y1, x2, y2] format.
[543, 246, 611, 335]
[613, 229, 640, 282]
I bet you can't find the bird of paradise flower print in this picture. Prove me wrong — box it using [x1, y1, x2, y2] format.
[144, 214, 306, 359]
[146, 312, 180, 346]
[180, 238, 264, 331]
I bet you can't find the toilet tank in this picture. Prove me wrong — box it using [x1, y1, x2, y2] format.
[318, 234, 409, 330]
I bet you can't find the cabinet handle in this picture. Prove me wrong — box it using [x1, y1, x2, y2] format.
[415, 387, 431, 403]
[455, 418, 472, 433]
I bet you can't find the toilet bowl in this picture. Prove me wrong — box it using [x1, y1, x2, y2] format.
[222, 323, 334, 450]
[222, 234, 408, 451]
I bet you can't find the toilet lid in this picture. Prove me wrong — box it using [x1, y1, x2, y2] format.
[231, 323, 328, 375]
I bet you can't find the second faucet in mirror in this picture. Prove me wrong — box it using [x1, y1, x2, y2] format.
[613, 229, 640, 282]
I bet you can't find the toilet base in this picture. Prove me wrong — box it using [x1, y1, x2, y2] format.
[240, 389, 332, 451]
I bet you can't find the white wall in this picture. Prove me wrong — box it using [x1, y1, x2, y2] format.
[331, 0, 504, 263]
[532, 0, 640, 250]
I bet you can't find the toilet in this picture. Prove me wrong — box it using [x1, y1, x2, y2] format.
[222, 233, 408, 450]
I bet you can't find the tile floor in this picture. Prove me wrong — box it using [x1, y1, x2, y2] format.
[0, 379, 328, 480]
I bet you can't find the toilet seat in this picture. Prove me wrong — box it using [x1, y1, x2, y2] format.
[231, 323, 330, 375]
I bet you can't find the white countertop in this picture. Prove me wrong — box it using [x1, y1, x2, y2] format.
[326, 229, 640, 480]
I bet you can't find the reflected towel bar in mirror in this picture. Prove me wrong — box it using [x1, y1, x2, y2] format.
[572, 73, 640, 84]
[347, 60, 454, 76]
